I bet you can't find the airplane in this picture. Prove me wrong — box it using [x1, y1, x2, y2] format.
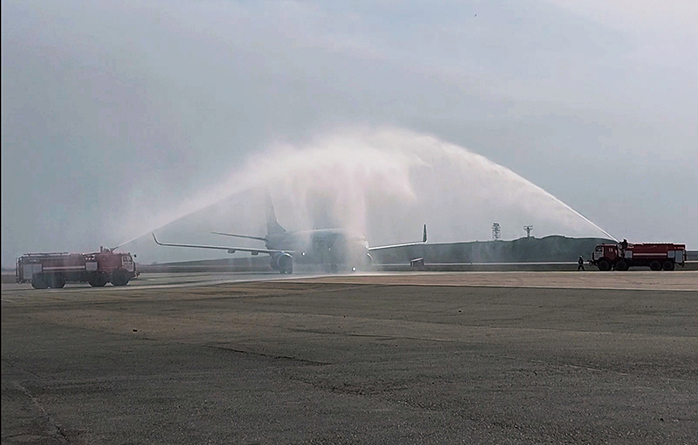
[152, 194, 427, 274]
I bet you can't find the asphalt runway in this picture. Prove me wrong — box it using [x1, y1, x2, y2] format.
[2, 271, 697, 444]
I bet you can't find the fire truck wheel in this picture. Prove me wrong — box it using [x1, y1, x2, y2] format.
[662, 260, 675, 271]
[649, 261, 662, 271]
[111, 271, 130, 286]
[615, 260, 628, 271]
[31, 274, 49, 289]
[50, 275, 66, 289]
[89, 273, 108, 287]
[597, 259, 611, 271]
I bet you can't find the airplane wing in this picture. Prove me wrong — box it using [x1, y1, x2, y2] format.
[152, 233, 292, 255]
[210, 231, 268, 242]
[369, 224, 427, 252]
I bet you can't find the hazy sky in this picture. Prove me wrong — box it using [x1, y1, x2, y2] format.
[2, 0, 697, 266]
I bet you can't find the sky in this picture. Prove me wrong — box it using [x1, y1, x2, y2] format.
[2, 0, 697, 267]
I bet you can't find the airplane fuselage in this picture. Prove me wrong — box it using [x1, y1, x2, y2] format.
[152, 195, 423, 274]
[265, 229, 371, 270]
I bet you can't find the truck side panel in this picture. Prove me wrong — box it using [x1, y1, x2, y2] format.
[22, 264, 42, 281]
[16, 250, 137, 287]
[591, 242, 686, 271]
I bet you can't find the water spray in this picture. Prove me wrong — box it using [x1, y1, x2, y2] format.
[117, 127, 616, 255]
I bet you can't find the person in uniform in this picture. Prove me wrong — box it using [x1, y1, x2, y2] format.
[619, 239, 628, 258]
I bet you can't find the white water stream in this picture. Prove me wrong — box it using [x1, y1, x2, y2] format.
[117, 127, 615, 261]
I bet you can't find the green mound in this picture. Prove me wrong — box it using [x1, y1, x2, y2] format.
[372, 235, 615, 264]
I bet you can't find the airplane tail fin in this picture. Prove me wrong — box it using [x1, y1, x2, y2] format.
[265, 192, 286, 235]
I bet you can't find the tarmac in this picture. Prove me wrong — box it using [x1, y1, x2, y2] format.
[2, 271, 697, 444]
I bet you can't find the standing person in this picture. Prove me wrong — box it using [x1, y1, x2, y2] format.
[620, 239, 628, 258]
[578, 255, 585, 271]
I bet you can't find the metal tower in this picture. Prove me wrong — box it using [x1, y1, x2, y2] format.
[523, 225, 533, 238]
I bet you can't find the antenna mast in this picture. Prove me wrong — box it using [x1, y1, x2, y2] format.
[492, 223, 501, 241]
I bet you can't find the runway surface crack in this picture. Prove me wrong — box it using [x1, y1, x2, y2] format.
[204, 344, 330, 366]
[8, 381, 70, 444]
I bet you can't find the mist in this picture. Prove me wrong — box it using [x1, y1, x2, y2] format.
[123, 127, 614, 264]
[2, 0, 696, 267]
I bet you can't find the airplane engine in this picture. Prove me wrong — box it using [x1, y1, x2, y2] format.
[270, 252, 293, 274]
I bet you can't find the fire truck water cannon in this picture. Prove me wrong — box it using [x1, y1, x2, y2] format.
[16, 248, 138, 289]
[590, 242, 687, 271]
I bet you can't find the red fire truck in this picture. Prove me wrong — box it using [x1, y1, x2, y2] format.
[16, 247, 137, 289]
[590, 242, 687, 271]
